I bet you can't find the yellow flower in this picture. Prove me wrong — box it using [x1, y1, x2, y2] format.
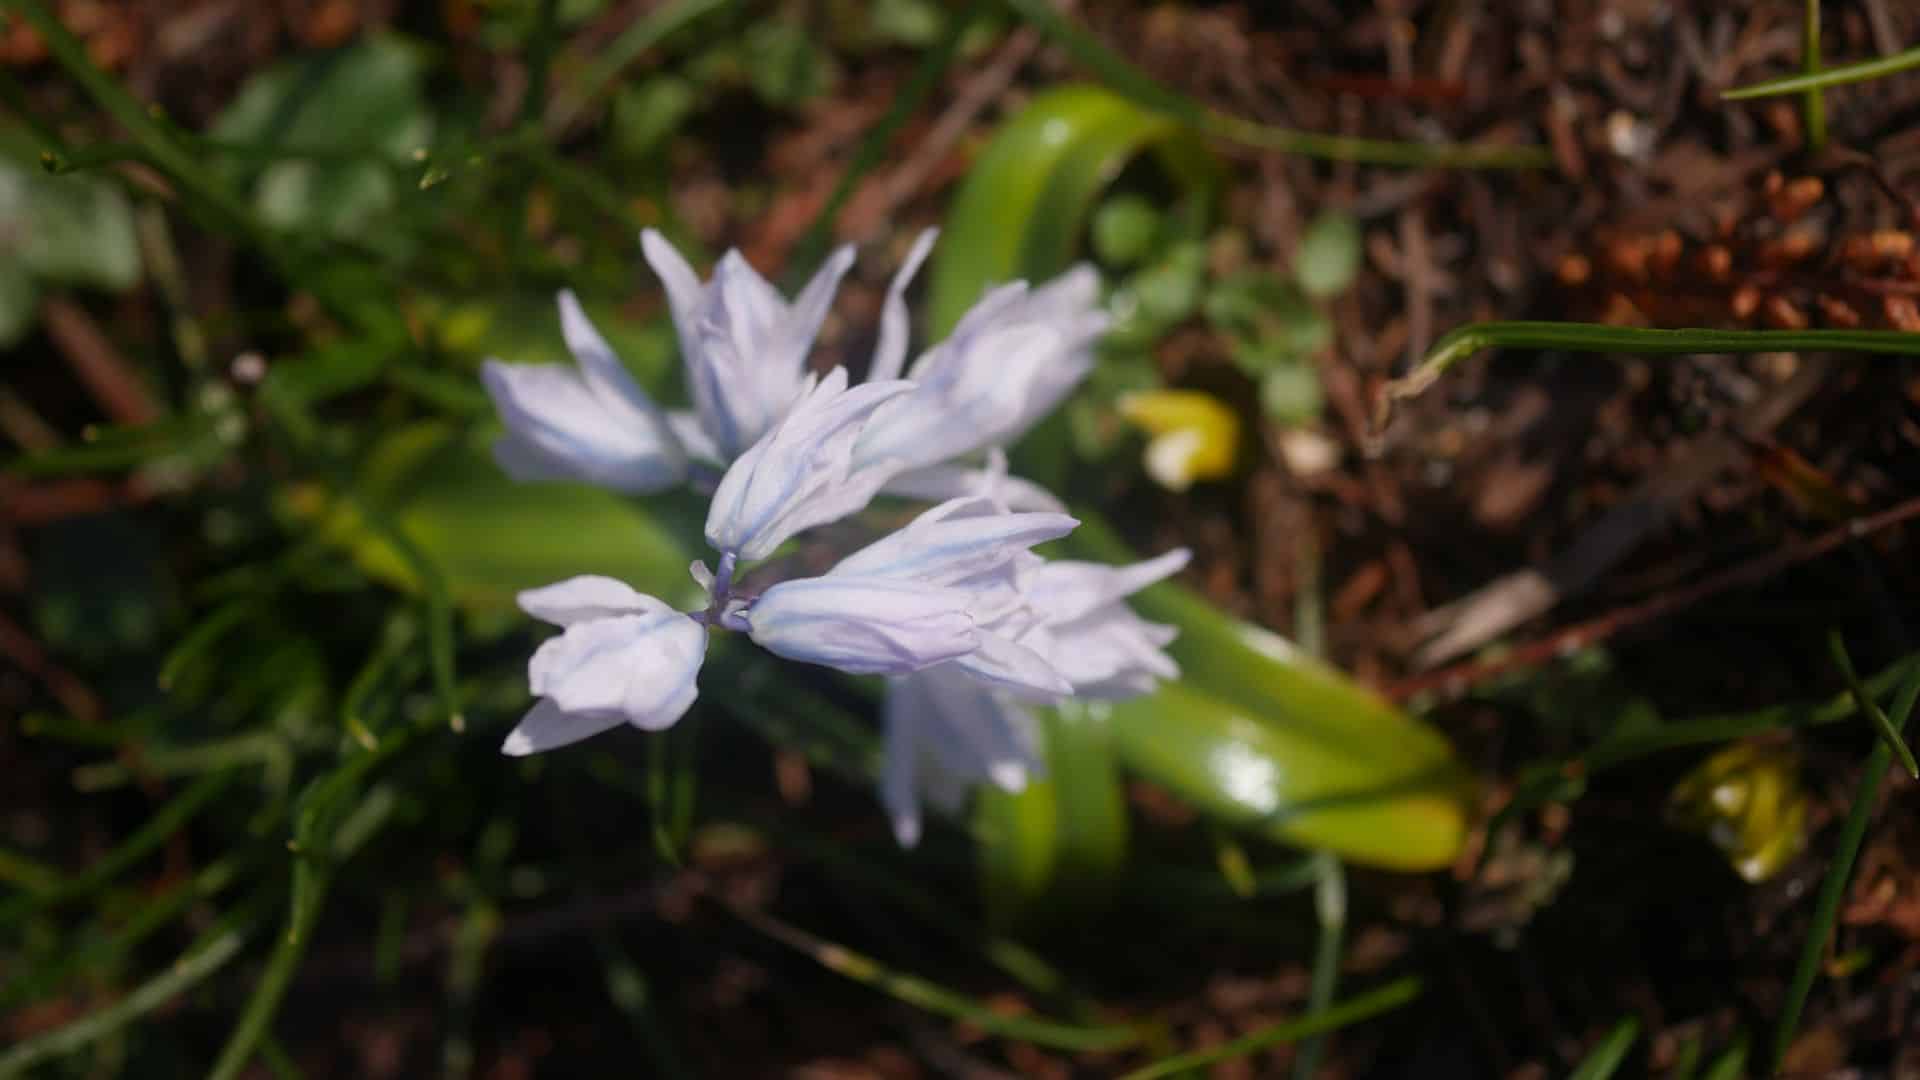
[1116, 389, 1240, 492]
[1668, 742, 1809, 883]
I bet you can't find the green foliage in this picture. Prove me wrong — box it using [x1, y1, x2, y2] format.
[611, 77, 697, 160]
[211, 35, 433, 245]
[1567, 1017, 1640, 1080]
[288, 421, 701, 616]
[742, 21, 839, 107]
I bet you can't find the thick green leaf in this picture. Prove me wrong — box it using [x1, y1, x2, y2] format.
[927, 83, 1220, 336]
[1072, 514, 1472, 870]
[288, 422, 698, 616]
[975, 701, 1130, 926]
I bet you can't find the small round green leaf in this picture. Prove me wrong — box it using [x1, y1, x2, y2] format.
[1294, 210, 1361, 299]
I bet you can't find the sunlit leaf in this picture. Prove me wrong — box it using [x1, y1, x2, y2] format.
[1072, 515, 1474, 870]
[927, 83, 1221, 335]
[286, 422, 699, 616]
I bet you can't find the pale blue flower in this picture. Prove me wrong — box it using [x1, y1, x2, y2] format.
[642, 228, 855, 461]
[501, 575, 708, 755]
[745, 494, 1076, 686]
[703, 367, 913, 562]
[877, 545, 1190, 845]
[745, 577, 979, 675]
[482, 291, 686, 493]
[881, 662, 1040, 847]
[857, 263, 1108, 482]
[1024, 548, 1191, 698]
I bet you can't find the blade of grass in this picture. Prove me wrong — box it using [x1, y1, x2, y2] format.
[518, 0, 562, 129]
[0, 770, 238, 927]
[543, 0, 733, 135]
[1379, 321, 1920, 426]
[723, 898, 1144, 1052]
[739, 806, 1079, 1002]
[4, 0, 256, 239]
[0, 895, 269, 1077]
[0, 847, 61, 894]
[70, 731, 295, 793]
[645, 723, 696, 865]
[1724, 43, 1920, 100]
[1118, 976, 1422, 1080]
[1829, 630, 1920, 778]
[1769, 642, 1920, 1073]
[997, 0, 1550, 169]
[1568, 1016, 1640, 1080]
[1801, 0, 1826, 152]
[207, 722, 419, 1080]
[596, 931, 690, 1080]
[347, 492, 462, 732]
[0, 852, 250, 1008]
[4, 0, 390, 333]
[1700, 1036, 1749, 1080]
[257, 1036, 303, 1080]
[1292, 853, 1347, 1080]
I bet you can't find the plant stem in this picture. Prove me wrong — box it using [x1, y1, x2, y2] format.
[1119, 977, 1421, 1080]
[1725, 43, 1920, 100]
[1802, 0, 1827, 151]
[1770, 649, 1920, 1071]
[1378, 321, 1920, 427]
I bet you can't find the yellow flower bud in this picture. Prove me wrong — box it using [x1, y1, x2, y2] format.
[1116, 389, 1240, 492]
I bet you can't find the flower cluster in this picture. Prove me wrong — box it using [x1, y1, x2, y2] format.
[483, 229, 1189, 843]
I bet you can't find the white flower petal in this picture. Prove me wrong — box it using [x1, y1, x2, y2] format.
[516, 575, 670, 626]
[878, 664, 1043, 846]
[878, 464, 1067, 513]
[642, 230, 859, 462]
[881, 677, 929, 847]
[501, 698, 625, 756]
[481, 353, 684, 493]
[746, 576, 976, 675]
[951, 629, 1072, 701]
[852, 265, 1107, 476]
[869, 228, 938, 384]
[1038, 602, 1181, 699]
[704, 367, 914, 560]
[526, 609, 706, 729]
[640, 228, 706, 344]
[1028, 548, 1191, 624]
[829, 497, 1075, 585]
[666, 408, 724, 466]
[490, 431, 582, 484]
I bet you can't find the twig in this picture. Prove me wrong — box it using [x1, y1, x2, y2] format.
[1389, 491, 1920, 701]
[0, 607, 103, 723]
[40, 296, 162, 426]
[1407, 354, 1830, 666]
[838, 21, 1043, 243]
